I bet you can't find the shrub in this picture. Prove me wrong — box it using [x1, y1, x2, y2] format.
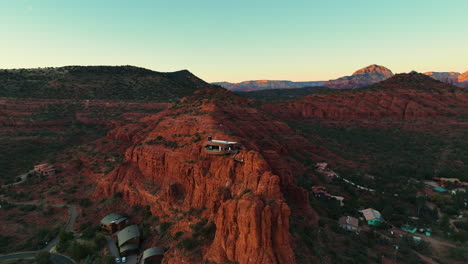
[67, 241, 94, 261]
[78, 198, 92, 207]
[177, 238, 200, 251]
[35, 251, 51, 264]
[160, 222, 172, 233]
[190, 219, 208, 233]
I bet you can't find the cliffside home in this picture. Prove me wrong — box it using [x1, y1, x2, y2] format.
[339, 216, 359, 232]
[203, 136, 242, 155]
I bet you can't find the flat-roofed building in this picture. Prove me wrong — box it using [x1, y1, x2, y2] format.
[203, 136, 242, 155]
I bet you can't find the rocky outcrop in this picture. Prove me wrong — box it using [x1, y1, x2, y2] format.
[206, 195, 295, 264]
[93, 88, 323, 264]
[323, 64, 394, 89]
[459, 71, 468, 88]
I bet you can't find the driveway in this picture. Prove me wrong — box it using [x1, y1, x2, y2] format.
[0, 172, 79, 263]
[0, 199, 78, 252]
[0, 252, 75, 264]
[105, 236, 120, 257]
[1, 170, 34, 188]
[126, 254, 137, 264]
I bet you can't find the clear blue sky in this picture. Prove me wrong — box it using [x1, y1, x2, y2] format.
[1, 0, 467, 82]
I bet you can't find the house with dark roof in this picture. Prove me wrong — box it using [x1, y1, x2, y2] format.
[339, 216, 359, 232]
[140, 247, 164, 264]
[118, 224, 140, 248]
[100, 213, 129, 233]
[120, 243, 139, 257]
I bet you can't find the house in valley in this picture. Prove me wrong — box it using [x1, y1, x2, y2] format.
[360, 208, 383, 226]
[339, 216, 359, 232]
[34, 163, 55, 176]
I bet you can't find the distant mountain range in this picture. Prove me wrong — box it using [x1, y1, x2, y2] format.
[214, 64, 468, 90]
[212, 80, 324, 92]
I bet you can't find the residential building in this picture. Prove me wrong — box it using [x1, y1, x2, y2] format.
[100, 213, 129, 233]
[120, 243, 139, 257]
[140, 247, 165, 264]
[339, 216, 359, 232]
[360, 208, 383, 226]
[34, 163, 55, 176]
[118, 225, 140, 248]
[203, 136, 242, 155]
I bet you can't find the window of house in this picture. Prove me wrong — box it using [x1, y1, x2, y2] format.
[206, 145, 221, 151]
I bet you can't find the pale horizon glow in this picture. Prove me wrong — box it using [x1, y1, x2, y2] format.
[1, 0, 467, 83]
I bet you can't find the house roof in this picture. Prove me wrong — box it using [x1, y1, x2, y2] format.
[142, 247, 165, 259]
[210, 139, 238, 145]
[360, 208, 382, 221]
[120, 243, 139, 253]
[433, 187, 447, 193]
[424, 181, 440, 188]
[113, 217, 128, 225]
[440, 178, 460, 183]
[100, 213, 126, 225]
[117, 225, 140, 247]
[34, 163, 50, 169]
[339, 216, 359, 228]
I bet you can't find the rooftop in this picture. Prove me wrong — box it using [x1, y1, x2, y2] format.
[433, 187, 448, 193]
[142, 247, 165, 259]
[360, 208, 382, 221]
[210, 139, 238, 145]
[100, 213, 126, 225]
[117, 225, 140, 247]
[120, 243, 139, 253]
[339, 216, 359, 227]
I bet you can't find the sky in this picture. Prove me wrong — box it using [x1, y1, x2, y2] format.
[1, 0, 467, 82]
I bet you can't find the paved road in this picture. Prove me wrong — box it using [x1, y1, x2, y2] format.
[0, 170, 34, 188]
[105, 236, 120, 257]
[44, 205, 78, 251]
[0, 199, 78, 252]
[0, 252, 75, 264]
[0, 173, 79, 263]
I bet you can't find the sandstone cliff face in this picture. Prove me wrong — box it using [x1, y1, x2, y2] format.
[94, 88, 323, 264]
[459, 71, 468, 88]
[323, 64, 394, 89]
